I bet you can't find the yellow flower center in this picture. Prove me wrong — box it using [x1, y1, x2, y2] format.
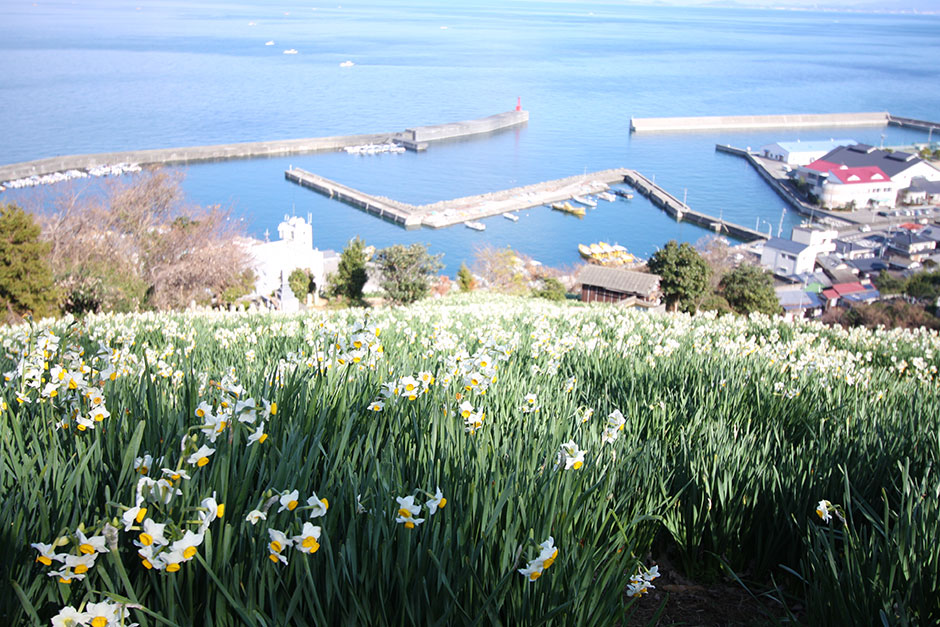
[74, 564, 89, 574]
[183, 546, 197, 559]
[196, 409, 205, 418]
[59, 577, 72, 584]
[270, 541, 283, 553]
[197, 457, 209, 467]
[217, 503, 225, 517]
[439, 497, 447, 509]
[36, 555, 52, 566]
[572, 461, 583, 470]
[77, 423, 87, 431]
[79, 543, 95, 555]
[167, 563, 181, 573]
[142, 559, 153, 569]
[320, 498, 329, 510]
[405, 521, 415, 529]
[92, 616, 108, 627]
[529, 571, 541, 581]
[302, 536, 319, 550]
[287, 500, 298, 511]
[259, 433, 268, 443]
[269, 402, 277, 415]
[139, 533, 153, 546]
[136, 508, 148, 523]
[398, 508, 412, 518]
[269, 554, 280, 563]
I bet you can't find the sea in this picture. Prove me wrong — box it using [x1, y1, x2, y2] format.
[2, 0, 939, 274]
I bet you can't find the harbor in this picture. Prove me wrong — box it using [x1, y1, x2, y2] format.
[0, 110, 529, 184]
[621, 169, 769, 242]
[286, 166, 630, 229]
[630, 112, 890, 133]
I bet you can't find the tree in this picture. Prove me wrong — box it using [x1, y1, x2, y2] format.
[647, 240, 711, 312]
[532, 277, 567, 301]
[288, 267, 316, 301]
[373, 243, 443, 305]
[472, 245, 530, 295]
[873, 270, 905, 295]
[694, 235, 736, 311]
[456, 263, 476, 292]
[40, 170, 250, 313]
[718, 264, 782, 315]
[0, 204, 59, 322]
[327, 237, 369, 302]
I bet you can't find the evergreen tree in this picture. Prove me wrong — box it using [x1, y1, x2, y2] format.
[647, 240, 711, 312]
[456, 263, 476, 292]
[374, 243, 443, 305]
[327, 237, 369, 302]
[0, 204, 59, 322]
[718, 264, 782, 315]
[288, 267, 316, 301]
[531, 277, 567, 301]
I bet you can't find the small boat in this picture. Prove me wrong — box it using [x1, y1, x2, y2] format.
[283, 49, 298, 55]
[465, 221, 486, 231]
[503, 212, 519, 222]
[552, 202, 586, 217]
[579, 242, 637, 266]
[265, 40, 275, 46]
[597, 191, 616, 202]
[339, 60, 355, 67]
[573, 195, 597, 207]
[614, 188, 634, 200]
[578, 244, 592, 258]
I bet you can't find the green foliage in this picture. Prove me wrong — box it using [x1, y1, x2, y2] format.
[874, 270, 906, 295]
[904, 269, 940, 304]
[531, 277, 567, 301]
[647, 240, 711, 312]
[327, 237, 369, 302]
[835, 300, 940, 331]
[0, 204, 59, 322]
[373, 243, 443, 305]
[456, 263, 476, 292]
[288, 268, 316, 301]
[698, 292, 732, 314]
[718, 264, 781, 315]
[221, 269, 257, 306]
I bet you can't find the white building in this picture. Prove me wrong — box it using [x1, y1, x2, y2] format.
[758, 139, 857, 166]
[760, 237, 818, 276]
[797, 160, 898, 209]
[244, 215, 325, 310]
[791, 224, 838, 254]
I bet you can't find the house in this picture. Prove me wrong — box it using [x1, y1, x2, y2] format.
[887, 230, 936, 262]
[903, 177, 940, 205]
[775, 287, 825, 320]
[759, 139, 857, 166]
[821, 282, 879, 308]
[797, 160, 897, 209]
[577, 265, 662, 310]
[816, 144, 940, 190]
[845, 257, 891, 281]
[760, 237, 818, 276]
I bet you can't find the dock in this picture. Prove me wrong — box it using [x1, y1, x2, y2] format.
[888, 114, 940, 134]
[630, 112, 889, 133]
[621, 169, 768, 242]
[0, 110, 529, 183]
[286, 167, 629, 229]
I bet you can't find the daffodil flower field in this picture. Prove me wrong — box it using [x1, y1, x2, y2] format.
[2, 294, 939, 625]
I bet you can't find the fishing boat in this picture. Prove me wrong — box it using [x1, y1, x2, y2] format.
[265, 41, 275, 46]
[465, 221, 486, 231]
[578, 244, 592, 259]
[597, 191, 616, 202]
[283, 49, 298, 55]
[578, 242, 638, 266]
[503, 212, 519, 222]
[551, 202, 585, 217]
[572, 195, 597, 207]
[614, 188, 634, 200]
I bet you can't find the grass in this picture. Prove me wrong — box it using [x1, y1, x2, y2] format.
[1, 293, 938, 625]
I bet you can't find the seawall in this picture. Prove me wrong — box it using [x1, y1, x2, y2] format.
[0, 110, 529, 182]
[630, 112, 889, 133]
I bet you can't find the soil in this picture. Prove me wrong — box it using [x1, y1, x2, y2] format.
[624, 557, 796, 626]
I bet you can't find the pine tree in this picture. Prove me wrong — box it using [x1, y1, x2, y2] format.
[327, 237, 369, 302]
[456, 263, 476, 292]
[0, 204, 59, 322]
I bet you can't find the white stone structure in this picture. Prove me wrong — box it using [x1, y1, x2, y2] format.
[244, 215, 325, 309]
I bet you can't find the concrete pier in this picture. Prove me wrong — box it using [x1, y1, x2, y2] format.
[888, 114, 940, 133]
[0, 110, 529, 183]
[286, 167, 628, 229]
[621, 169, 768, 242]
[630, 112, 889, 133]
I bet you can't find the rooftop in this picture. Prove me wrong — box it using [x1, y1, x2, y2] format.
[775, 139, 857, 153]
[577, 265, 661, 297]
[820, 144, 926, 177]
[764, 237, 809, 255]
[805, 160, 891, 184]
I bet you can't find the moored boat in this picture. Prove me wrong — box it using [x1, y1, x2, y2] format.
[578, 242, 638, 266]
[503, 212, 519, 222]
[597, 191, 616, 202]
[465, 221, 486, 231]
[572, 195, 597, 207]
[614, 188, 634, 200]
[552, 202, 586, 217]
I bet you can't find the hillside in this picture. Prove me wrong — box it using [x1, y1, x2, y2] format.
[2, 294, 938, 625]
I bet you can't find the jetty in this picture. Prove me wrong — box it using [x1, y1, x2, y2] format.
[621, 169, 768, 242]
[0, 110, 529, 183]
[888, 114, 940, 134]
[630, 112, 889, 133]
[286, 167, 629, 229]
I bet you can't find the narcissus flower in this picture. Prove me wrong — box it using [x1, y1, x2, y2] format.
[307, 492, 329, 518]
[279, 489, 300, 513]
[426, 487, 447, 515]
[187, 445, 215, 467]
[246, 509, 267, 525]
[31, 541, 61, 566]
[76, 529, 109, 554]
[816, 499, 833, 523]
[292, 522, 322, 554]
[559, 440, 586, 470]
[268, 529, 291, 563]
[138, 519, 168, 547]
[247, 422, 268, 446]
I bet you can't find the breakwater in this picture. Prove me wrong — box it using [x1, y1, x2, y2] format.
[630, 112, 889, 133]
[0, 110, 529, 183]
[286, 166, 627, 229]
[888, 114, 940, 133]
[621, 169, 768, 242]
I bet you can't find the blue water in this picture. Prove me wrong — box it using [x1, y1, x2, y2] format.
[2, 1, 938, 273]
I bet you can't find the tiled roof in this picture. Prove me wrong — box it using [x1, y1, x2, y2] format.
[819, 145, 924, 177]
[577, 265, 661, 297]
[805, 160, 891, 184]
[764, 237, 809, 255]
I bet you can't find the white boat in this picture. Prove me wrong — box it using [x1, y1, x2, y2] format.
[503, 213, 519, 222]
[283, 49, 298, 55]
[597, 191, 616, 202]
[465, 221, 486, 231]
[339, 60, 355, 67]
[573, 195, 597, 207]
[265, 41, 275, 46]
